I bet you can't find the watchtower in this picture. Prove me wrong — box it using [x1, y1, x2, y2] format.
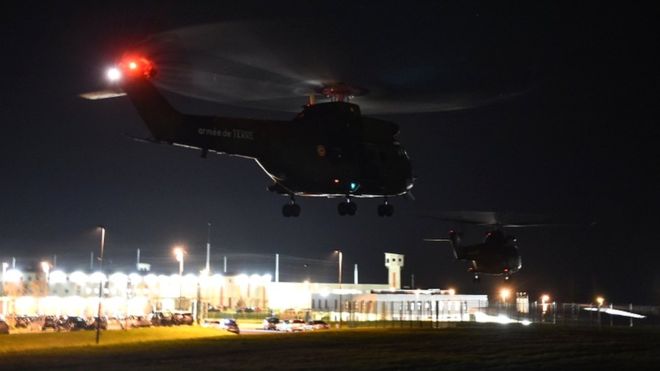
[384, 252, 404, 289]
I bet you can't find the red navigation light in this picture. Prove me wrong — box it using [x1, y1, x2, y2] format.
[118, 54, 156, 79]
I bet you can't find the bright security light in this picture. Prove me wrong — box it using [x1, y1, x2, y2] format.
[236, 274, 249, 286]
[249, 274, 261, 285]
[109, 272, 128, 285]
[128, 273, 142, 284]
[49, 270, 67, 284]
[173, 247, 184, 262]
[4, 268, 23, 283]
[500, 288, 511, 302]
[106, 67, 122, 82]
[90, 271, 106, 283]
[69, 271, 87, 285]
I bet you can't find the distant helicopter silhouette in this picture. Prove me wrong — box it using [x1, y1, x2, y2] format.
[424, 211, 571, 282]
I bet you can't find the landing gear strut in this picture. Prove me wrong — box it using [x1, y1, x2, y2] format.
[282, 196, 301, 217]
[338, 197, 357, 216]
[377, 199, 394, 217]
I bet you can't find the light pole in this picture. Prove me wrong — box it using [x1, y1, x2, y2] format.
[96, 226, 105, 345]
[205, 222, 211, 274]
[2, 262, 8, 295]
[596, 296, 604, 328]
[174, 246, 185, 302]
[500, 288, 510, 316]
[541, 294, 550, 322]
[334, 250, 343, 327]
[41, 261, 50, 295]
[500, 288, 510, 304]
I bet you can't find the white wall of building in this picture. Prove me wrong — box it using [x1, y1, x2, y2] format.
[312, 291, 488, 322]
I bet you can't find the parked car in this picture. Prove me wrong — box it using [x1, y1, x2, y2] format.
[129, 315, 152, 328]
[14, 315, 31, 328]
[201, 318, 240, 334]
[278, 319, 305, 332]
[42, 316, 63, 331]
[262, 317, 280, 331]
[201, 318, 221, 328]
[63, 316, 90, 331]
[0, 319, 9, 334]
[151, 311, 174, 326]
[222, 319, 240, 334]
[90, 316, 108, 330]
[305, 320, 330, 330]
[172, 312, 194, 326]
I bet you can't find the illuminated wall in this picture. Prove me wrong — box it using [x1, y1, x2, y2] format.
[0, 270, 272, 316]
[311, 290, 489, 322]
[1, 269, 397, 317]
[268, 282, 390, 312]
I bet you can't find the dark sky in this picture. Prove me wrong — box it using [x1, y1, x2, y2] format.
[1, 1, 658, 304]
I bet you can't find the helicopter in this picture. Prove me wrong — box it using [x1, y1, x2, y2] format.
[81, 17, 532, 217]
[423, 211, 559, 282]
[83, 55, 414, 217]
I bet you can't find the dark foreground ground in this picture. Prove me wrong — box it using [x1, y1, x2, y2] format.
[2, 324, 659, 370]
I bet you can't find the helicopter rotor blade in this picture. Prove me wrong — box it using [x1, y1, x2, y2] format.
[417, 211, 578, 228]
[132, 17, 535, 114]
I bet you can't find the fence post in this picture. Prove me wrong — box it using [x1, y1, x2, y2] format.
[629, 303, 633, 327]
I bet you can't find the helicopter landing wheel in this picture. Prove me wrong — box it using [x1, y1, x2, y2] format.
[377, 202, 394, 217]
[338, 200, 357, 216]
[282, 199, 301, 217]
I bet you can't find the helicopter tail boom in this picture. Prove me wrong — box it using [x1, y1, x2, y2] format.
[120, 76, 184, 143]
[112, 54, 284, 158]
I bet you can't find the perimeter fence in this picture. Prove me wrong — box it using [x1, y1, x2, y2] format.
[313, 301, 660, 329]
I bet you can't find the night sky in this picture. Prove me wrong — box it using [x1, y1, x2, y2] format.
[1, 1, 657, 304]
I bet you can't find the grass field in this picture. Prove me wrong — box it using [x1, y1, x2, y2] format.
[1, 324, 659, 370]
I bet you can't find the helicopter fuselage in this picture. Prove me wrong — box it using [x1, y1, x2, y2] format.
[450, 230, 522, 277]
[120, 70, 414, 200]
[464, 241, 522, 276]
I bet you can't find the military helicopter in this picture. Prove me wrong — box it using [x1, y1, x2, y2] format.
[83, 55, 413, 217]
[81, 17, 531, 217]
[424, 211, 558, 282]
